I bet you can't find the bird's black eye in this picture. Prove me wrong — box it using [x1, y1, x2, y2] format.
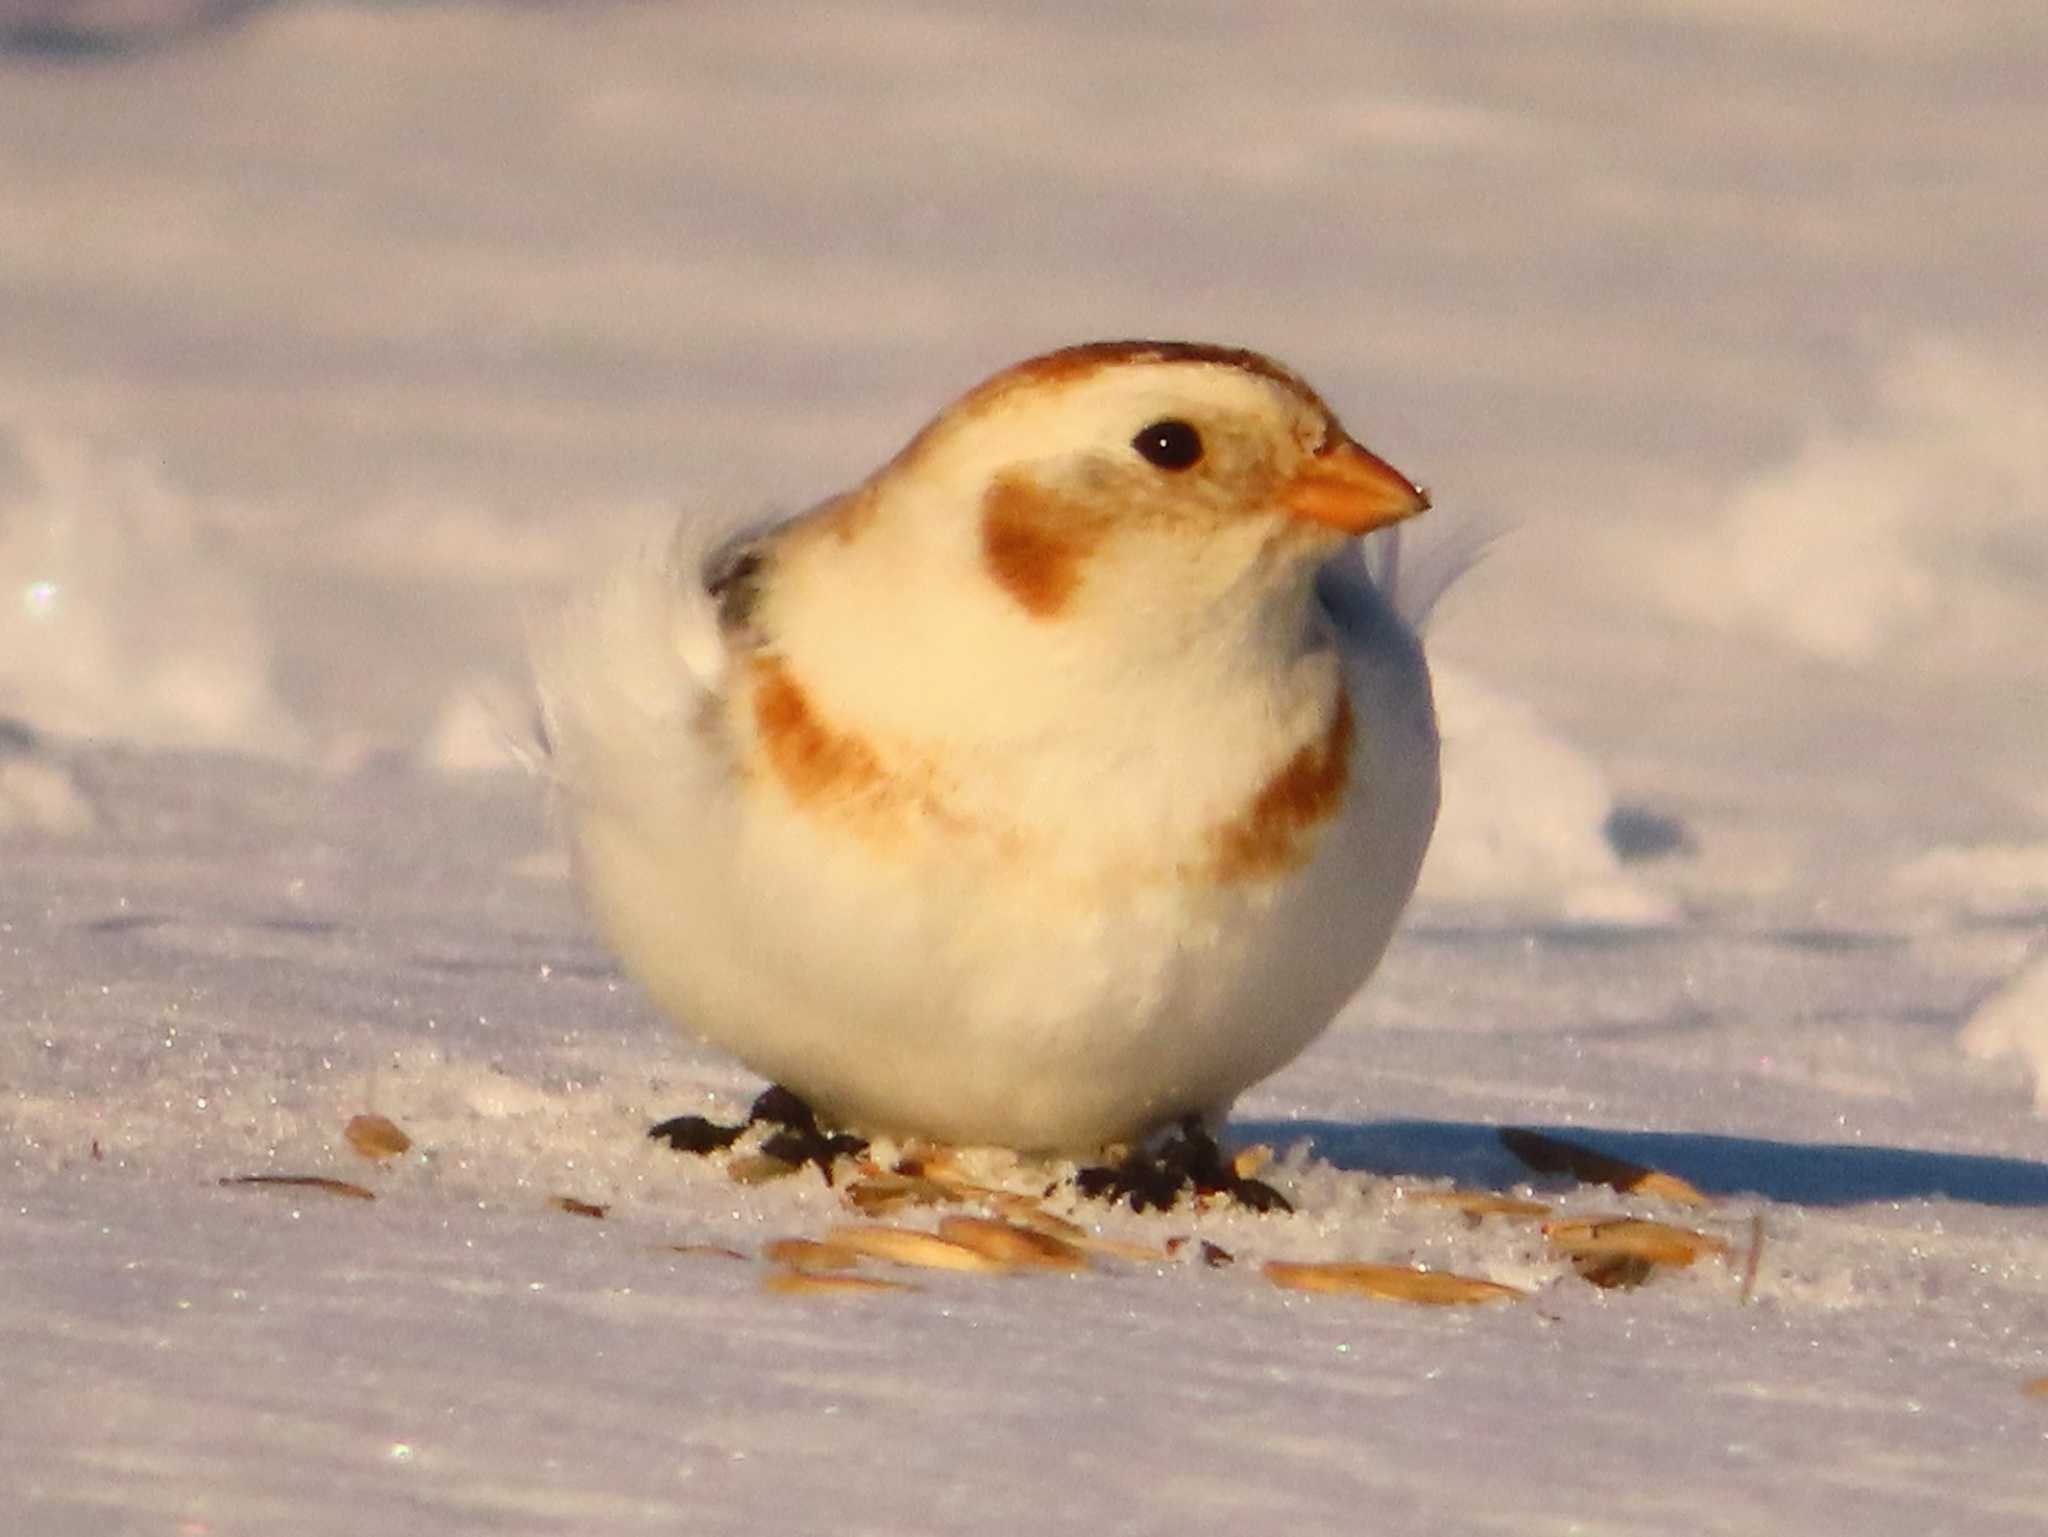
[1131, 419, 1204, 471]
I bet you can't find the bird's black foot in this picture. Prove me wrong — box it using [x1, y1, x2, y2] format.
[1074, 1117, 1293, 1215]
[648, 1085, 869, 1185]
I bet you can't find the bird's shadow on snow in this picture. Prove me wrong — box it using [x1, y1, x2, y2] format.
[1238, 1119, 2048, 1209]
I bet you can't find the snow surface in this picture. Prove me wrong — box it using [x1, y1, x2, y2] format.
[4, 3, 2047, 1533]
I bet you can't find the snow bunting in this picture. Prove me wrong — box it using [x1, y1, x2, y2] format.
[536, 340, 1438, 1155]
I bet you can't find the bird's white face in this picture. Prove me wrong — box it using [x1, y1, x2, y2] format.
[753, 342, 1425, 786]
[762, 342, 1428, 726]
[863, 343, 1426, 646]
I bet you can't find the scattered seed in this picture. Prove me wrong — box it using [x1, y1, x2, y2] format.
[550, 1196, 607, 1219]
[1404, 1190, 1552, 1219]
[763, 1237, 863, 1273]
[763, 1269, 911, 1296]
[844, 1174, 961, 1215]
[996, 1200, 1159, 1261]
[2022, 1377, 2048, 1399]
[219, 1175, 376, 1201]
[1544, 1217, 1728, 1269]
[726, 1153, 804, 1185]
[1199, 1241, 1234, 1268]
[824, 1223, 1014, 1273]
[893, 1143, 972, 1181]
[936, 1216, 1089, 1271]
[662, 1244, 747, 1261]
[1500, 1128, 1712, 1208]
[1232, 1144, 1275, 1180]
[1264, 1260, 1523, 1306]
[1572, 1253, 1660, 1289]
[344, 1113, 412, 1162]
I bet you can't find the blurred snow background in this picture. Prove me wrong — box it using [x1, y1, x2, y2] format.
[3, 3, 2046, 1532]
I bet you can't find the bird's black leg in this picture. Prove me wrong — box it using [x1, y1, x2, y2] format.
[647, 1084, 868, 1186]
[646, 1110, 748, 1155]
[1074, 1116, 1293, 1214]
[747, 1086, 869, 1184]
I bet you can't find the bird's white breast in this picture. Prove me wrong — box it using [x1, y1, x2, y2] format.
[555, 575, 1438, 1150]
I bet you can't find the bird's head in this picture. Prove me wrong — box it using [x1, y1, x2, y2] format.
[763, 341, 1428, 730]
[852, 341, 1422, 632]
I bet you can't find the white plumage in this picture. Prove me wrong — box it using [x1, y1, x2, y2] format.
[536, 341, 1439, 1151]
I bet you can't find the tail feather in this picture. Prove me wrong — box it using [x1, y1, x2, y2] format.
[530, 516, 740, 811]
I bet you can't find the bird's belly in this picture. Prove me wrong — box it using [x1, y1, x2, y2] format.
[574, 771, 1418, 1151]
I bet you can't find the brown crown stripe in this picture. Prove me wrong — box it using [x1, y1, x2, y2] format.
[883, 340, 1330, 482]
[971, 340, 1324, 411]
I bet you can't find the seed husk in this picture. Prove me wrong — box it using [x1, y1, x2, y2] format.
[343, 1113, 412, 1162]
[1264, 1260, 1524, 1306]
[726, 1152, 804, 1184]
[995, 1199, 1160, 1261]
[220, 1174, 376, 1201]
[1544, 1217, 1729, 1268]
[763, 1237, 863, 1273]
[936, 1215, 1089, 1271]
[550, 1195, 607, 1219]
[1404, 1190, 1553, 1219]
[1500, 1128, 1712, 1208]
[844, 1174, 962, 1214]
[824, 1223, 1015, 1273]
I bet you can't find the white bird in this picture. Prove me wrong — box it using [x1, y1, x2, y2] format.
[536, 340, 1439, 1159]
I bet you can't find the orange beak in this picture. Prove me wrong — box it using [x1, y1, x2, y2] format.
[1278, 436, 1430, 534]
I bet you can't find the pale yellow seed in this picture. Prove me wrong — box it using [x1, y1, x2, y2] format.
[343, 1113, 412, 1162]
[844, 1175, 962, 1215]
[2022, 1376, 2048, 1399]
[1231, 1144, 1275, 1180]
[219, 1174, 377, 1201]
[936, 1216, 1089, 1271]
[1263, 1260, 1524, 1306]
[1544, 1217, 1729, 1267]
[896, 1143, 969, 1180]
[995, 1200, 1160, 1261]
[727, 1153, 803, 1185]
[1403, 1190, 1553, 1218]
[1631, 1170, 1714, 1208]
[823, 1224, 1014, 1273]
[763, 1237, 863, 1273]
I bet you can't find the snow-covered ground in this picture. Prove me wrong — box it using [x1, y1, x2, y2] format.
[3, 3, 2046, 1532]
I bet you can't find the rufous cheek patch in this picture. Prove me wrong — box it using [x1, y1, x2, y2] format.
[979, 474, 1108, 619]
[1206, 693, 1354, 883]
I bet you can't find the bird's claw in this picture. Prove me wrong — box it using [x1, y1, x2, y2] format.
[1074, 1117, 1293, 1214]
[647, 1084, 869, 1185]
